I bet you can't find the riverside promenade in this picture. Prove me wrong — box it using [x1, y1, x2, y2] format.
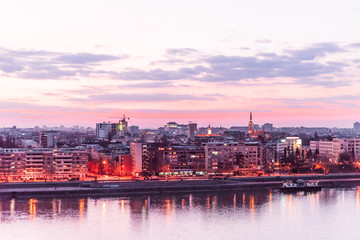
[1, 173, 360, 198]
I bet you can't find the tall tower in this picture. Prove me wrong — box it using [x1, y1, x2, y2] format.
[248, 112, 254, 135]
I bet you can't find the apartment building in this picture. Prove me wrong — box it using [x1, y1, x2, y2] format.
[0, 148, 88, 178]
[310, 138, 360, 161]
[164, 145, 205, 173]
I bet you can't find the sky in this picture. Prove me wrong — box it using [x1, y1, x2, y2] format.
[1, 0, 360, 129]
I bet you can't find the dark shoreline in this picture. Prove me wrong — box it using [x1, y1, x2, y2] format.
[1, 173, 360, 199]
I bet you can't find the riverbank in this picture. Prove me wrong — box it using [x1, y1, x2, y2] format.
[1, 173, 360, 198]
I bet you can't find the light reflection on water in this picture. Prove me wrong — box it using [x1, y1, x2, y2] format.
[1, 188, 360, 239]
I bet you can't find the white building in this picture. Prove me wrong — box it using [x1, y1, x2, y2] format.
[310, 138, 360, 161]
[265, 140, 287, 164]
[285, 137, 302, 152]
[310, 141, 334, 158]
[333, 138, 360, 161]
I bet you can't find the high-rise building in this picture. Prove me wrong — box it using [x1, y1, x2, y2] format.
[96, 122, 118, 139]
[354, 122, 360, 131]
[39, 131, 58, 148]
[129, 126, 140, 137]
[188, 122, 197, 140]
[130, 142, 144, 173]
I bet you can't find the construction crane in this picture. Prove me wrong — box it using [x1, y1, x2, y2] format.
[121, 114, 130, 122]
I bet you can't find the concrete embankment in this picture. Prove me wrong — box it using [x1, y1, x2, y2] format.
[1, 173, 360, 198]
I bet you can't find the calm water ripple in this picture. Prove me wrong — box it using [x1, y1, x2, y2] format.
[1, 188, 360, 240]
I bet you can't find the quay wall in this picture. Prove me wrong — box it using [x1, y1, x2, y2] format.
[1, 173, 360, 198]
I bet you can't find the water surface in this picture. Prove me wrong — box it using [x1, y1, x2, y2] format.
[1, 188, 360, 240]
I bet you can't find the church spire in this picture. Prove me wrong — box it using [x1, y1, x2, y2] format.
[248, 112, 254, 135]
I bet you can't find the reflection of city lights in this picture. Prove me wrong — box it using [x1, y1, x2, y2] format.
[52, 199, 57, 218]
[249, 195, 255, 217]
[316, 192, 320, 205]
[357, 187, 360, 211]
[233, 194, 236, 209]
[144, 199, 148, 213]
[102, 202, 106, 217]
[58, 199, 62, 214]
[165, 199, 171, 215]
[79, 199, 85, 219]
[242, 193, 246, 208]
[172, 198, 176, 212]
[10, 199, 15, 217]
[29, 198, 37, 219]
[206, 196, 210, 210]
[212, 196, 217, 210]
[189, 194, 193, 209]
[120, 199, 125, 213]
[309, 192, 317, 213]
[147, 196, 151, 209]
[286, 194, 292, 216]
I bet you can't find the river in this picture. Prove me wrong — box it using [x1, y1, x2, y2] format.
[1, 187, 360, 240]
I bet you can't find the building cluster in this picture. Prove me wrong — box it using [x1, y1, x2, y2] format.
[90, 113, 360, 176]
[1, 113, 360, 180]
[310, 138, 360, 161]
[0, 147, 88, 180]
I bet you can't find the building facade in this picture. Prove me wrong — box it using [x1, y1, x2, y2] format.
[188, 123, 198, 140]
[164, 145, 205, 174]
[96, 122, 118, 139]
[0, 148, 88, 179]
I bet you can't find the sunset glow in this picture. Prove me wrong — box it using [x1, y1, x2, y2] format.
[1, 0, 360, 128]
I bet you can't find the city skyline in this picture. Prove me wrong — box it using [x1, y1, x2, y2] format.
[1, 0, 360, 128]
[1, 113, 359, 130]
